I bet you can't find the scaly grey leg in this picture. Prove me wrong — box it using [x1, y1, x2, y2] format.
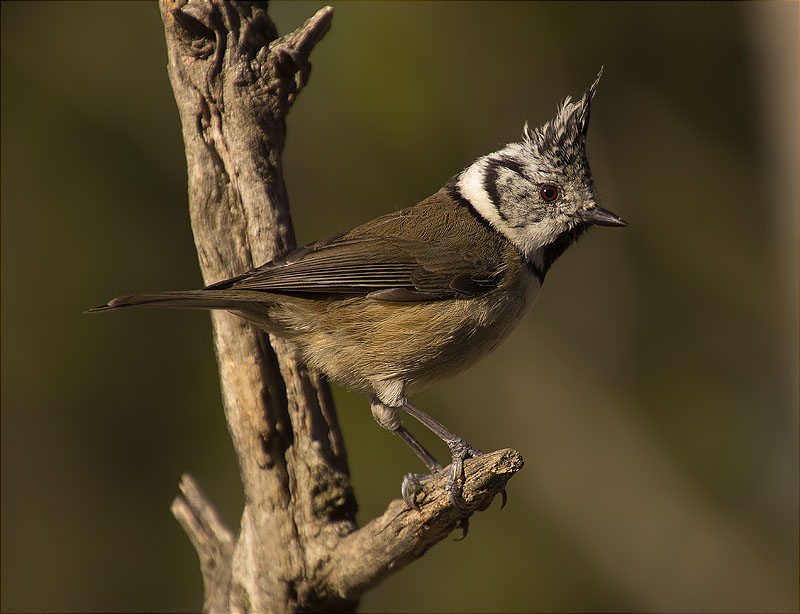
[402, 401, 507, 512]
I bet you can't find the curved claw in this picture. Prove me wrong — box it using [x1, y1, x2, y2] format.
[401, 472, 430, 510]
[453, 516, 470, 541]
[498, 488, 508, 510]
[444, 456, 472, 512]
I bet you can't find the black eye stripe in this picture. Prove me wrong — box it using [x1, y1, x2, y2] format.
[494, 155, 525, 176]
[482, 160, 506, 221]
[482, 155, 537, 222]
[493, 155, 539, 184]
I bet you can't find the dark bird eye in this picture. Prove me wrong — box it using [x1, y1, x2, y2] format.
[540, 185, 559, 202]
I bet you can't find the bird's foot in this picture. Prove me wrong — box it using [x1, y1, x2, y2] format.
[401, 470, 472, 540]
[443, 438, 482, 511]
[444, 439, 508, 512]
[400, 439, 509, 512]
[401, 471, 436, 511]
[399, 439, 510, 540]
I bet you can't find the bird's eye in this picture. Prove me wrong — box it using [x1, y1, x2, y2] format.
[540, 185, 559, 202]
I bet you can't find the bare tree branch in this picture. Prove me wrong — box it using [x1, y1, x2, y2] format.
[318, 449, 523, 602]
[158, 1, 523, 611]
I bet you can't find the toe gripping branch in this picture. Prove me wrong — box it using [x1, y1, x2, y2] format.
[395, 402, 511, 538]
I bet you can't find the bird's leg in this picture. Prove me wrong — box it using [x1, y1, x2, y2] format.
[370, 400, 442, 509]
[371, 399, 473, 539]
[392, 425, 444, 474]
[402, 401, 507, 512]
[393, 426, 446, 511]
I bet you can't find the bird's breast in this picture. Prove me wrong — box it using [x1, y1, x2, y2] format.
[288, 267, 542, 397]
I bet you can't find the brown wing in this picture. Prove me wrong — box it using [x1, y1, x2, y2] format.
[205, 233, 505, 301]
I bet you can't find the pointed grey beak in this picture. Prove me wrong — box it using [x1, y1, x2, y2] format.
[584, 207, 627, 227]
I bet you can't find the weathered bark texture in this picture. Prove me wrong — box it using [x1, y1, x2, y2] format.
[159, 1, 522, 612]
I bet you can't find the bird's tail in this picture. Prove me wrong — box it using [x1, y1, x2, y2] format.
[86, 290, 273, 313]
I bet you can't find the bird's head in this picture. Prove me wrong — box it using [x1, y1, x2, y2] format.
[455, 68, 625, 278]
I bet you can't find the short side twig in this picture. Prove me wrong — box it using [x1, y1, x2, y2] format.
[170, 475, 235, 612]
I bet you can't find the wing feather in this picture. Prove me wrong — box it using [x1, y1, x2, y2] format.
[205, 202, 508, 301]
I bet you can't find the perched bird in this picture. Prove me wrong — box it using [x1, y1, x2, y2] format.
[91, 69, 625, 517]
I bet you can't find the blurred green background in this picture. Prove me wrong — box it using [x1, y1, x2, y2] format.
[2, 1, 797, 612]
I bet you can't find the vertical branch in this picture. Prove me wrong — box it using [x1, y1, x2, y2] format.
[159, 2, 356, 612]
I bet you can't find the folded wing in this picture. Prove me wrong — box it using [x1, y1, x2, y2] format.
[206, 234, 503, 302]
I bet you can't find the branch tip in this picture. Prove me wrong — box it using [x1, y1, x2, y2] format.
[273, 4, 334, 57]
[172, 473, 235, 552]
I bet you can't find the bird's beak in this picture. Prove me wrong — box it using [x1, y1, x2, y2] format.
[583, 207, 627, 227]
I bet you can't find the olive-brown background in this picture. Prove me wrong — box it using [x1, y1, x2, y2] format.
[2, 2, 797, 612]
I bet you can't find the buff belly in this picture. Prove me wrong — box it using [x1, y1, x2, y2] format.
[257, 271, 542, 401]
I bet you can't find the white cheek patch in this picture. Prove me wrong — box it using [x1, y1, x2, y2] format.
[458, 157, 564, 259]
[459, 158, 506, 230]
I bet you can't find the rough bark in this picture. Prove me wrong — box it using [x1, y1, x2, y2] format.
[159, 2, 522, 611]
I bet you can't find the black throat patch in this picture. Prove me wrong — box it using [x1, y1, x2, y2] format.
[536, 223, 589, 281]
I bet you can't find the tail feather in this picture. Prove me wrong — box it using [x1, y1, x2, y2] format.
[86, 290, 272, 313]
